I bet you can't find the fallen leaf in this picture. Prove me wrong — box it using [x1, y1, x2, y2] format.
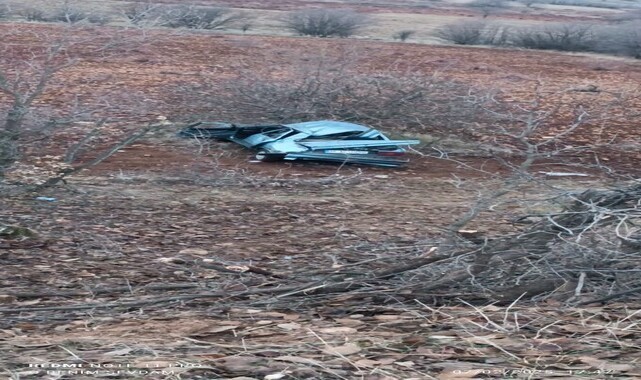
[259, 312, 287, 318]
[276, 323, 301, 331]
[332, 318, 364, 326]
[322, 343, 361, 356]
[105, 347, 134, 356]
[178, 248, 208, 255]
[202, 325, 240, 334]
[354, 359, 382, 368]
[264, 373, 287, 380]
[225, 265, 250, 272]
[274, 355, 323, 366]
[374, 314, 405, 321]
[318, 327, 358, 335]
[156, 257, 186, 264]
[218, 356, 265, 372]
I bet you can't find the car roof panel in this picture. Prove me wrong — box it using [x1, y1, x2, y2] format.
[284, 120, 371, 136]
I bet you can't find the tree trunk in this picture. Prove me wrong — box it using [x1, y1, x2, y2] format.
[0, 103, 27, 175]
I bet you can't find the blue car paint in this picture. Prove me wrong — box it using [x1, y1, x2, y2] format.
[179, 120, 420, 167]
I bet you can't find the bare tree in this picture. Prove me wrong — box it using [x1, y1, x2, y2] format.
[0, 35, 74, 172]
[0, 26, 163, 184]
[284, 9, 369, 38]
[52, 1, 87, 24]
[161, 5, 246, 30]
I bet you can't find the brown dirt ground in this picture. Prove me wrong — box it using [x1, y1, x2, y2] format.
[3, 22, 640, 175]
[1, 15, 641, 380]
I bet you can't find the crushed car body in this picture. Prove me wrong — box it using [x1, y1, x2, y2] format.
[179, 120, 420, 168]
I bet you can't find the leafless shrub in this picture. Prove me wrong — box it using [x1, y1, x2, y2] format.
[608, 9, 641, 23]
[169, 52, 486, 142]
[284, 9, 369, 38]
[512, 23, 597, 52]
[417, 183, 641, 305]
[469, 0, 508, 17]
[87, 14, 111, 26]
[122, 2, 158, 26]
[543, 0, 624, 9]
[21, 8, 48, 22]
[161, 5, 245, 30]
[436, 21, 509, 45]
[393, 30, 415, 42]
[438, 20, 639, 57]
[601, 23, 641, 58]
[617, 25, 641, 58]
[0, 26, 165, 182]
[52, 2, 87, 24]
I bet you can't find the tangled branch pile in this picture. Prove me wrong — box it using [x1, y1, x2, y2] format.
[219, 182, 640, 308]
[225, 182, 641, 307]
[4, 183, 638, 314]
[417, 183, 641, 304]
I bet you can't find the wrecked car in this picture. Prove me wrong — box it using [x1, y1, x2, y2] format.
[179, 120, 420, 167]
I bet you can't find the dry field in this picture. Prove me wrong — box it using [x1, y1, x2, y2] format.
[1, 1, 641, 379]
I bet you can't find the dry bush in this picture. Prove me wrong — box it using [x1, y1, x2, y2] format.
[468, 0, 508, 17]
[540, 0, 625, 9]
[284, 9, 369, 38]
[411, 183, 641, 305]
[600, 23, 641, 58]
[86, 13, 111, 26]
[436, 21, 509, 46]
[52, 2, 87, 24]
[168, 52, 496, 159]
[161, 5, 245, 30]
[437, 20, 639, 58]
[122, 2, 159, 26]
[608, 9, 641, 23]
[20, 8, 48, 22]
[512, 23, 597, 52]
[616, 24, 641, 58]
[0, 27, 165, 181]
[393, 30, 415, 42]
